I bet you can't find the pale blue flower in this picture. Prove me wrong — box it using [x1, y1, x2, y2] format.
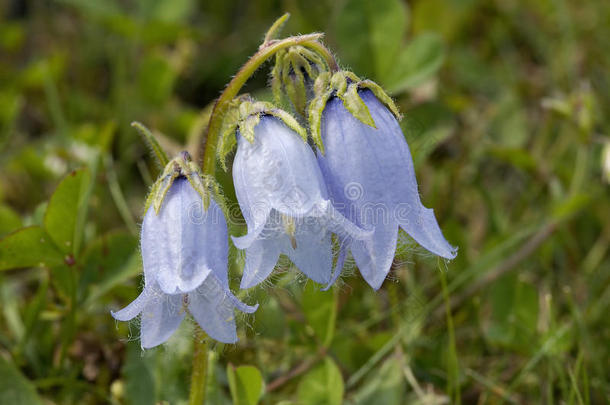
[112, 177, 257, 348]
[232, 116, 369, 289]
[317, 90, 457, 290]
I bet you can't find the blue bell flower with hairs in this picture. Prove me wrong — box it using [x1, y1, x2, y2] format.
[313, 77, 457, 290]
[112, 153, 257, 348]
[231, 114, 370, 289]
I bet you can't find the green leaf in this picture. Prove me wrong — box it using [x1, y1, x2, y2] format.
[0, 226, 64, 271]
[336, 0, 408, 80]
[22, 274, 49, 345]
[301, 283, 337, 347]
[123, 342, 156, 405]
[351, 357, 405, 405]
[0, 356, 43, 405]
[80, 231, 139, 305]
[43, 168, 91, 255]
[297, 358, 344, 405]
[227, 364, 264, 405]
[0, 205, 22, 237]
[484, 274, 539, 350]
[385, 32, 445, 94]
[552, 193, 591, 222]
[138, 54, 177, 106]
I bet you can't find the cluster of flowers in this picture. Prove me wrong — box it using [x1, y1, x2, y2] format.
[112, 41, 456, 349]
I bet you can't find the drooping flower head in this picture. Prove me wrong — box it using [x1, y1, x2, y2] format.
[112, 152, 257, 348]
[219, 100, 370, 289]
[310, 71, 457, 290]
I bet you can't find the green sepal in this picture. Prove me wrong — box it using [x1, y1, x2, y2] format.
[262, 13, 290, 44]
[308, 88, 334, 153]
[217, 97, 307, 169]
[307, 70, 401, 152]
[144, 152, 224, 216]
[330, 72, 348, 96]
[359, 79, 401, 119]
[131, 121, 170, 167]
[270, 45, 327, 117]
[267, 108, 308, 142]
[238, 113, 261, 144]
[270, 59, 284, 104]
[313, 71, 332, 95]
[337, 82, 375, 128]
[288, 54, 308, 115]
[217, 96, 250, 170]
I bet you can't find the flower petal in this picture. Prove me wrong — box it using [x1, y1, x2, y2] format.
[139, 289, 185, 349]
[225, 289, 259, 314]
[350, 221, 399, 290]
[398, 207, 457, 259]
[233, 116, 328, 221]
[203, 199, 232, 286]
[188, 275, 239, 343]
[322, 201, 372, 241]
[317, 90, 455, 289]
[239, 235, 282, 289]
[284, 221, 333, 285]
[231, 222, 268, 250]
[322, 240, 349, 291]
[111, 288, 149, 322]
[143, 178, 228, 294]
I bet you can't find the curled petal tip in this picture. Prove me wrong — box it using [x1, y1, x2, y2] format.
[239, 277, 258, 290]
[110, 289, 149, 321]
[231, 222, 267, 250]
[225, 288, 259, 314]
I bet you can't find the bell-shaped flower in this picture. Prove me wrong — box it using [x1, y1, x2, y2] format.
[313, 76, 457, 290]
[112, 154, 257, 348]
[231, 114, 370, 289]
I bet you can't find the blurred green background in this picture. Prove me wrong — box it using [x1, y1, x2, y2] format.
[1, 0, 609, 404]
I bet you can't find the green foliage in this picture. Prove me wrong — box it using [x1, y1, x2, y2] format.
[227, 364, 264, 405]
[484, 274, 539, 350]
[0, 205, 22, 237]
[0, 356, 43, 405]
[335, 0, 444, 94]
[44, 168, 91, 255]
[296, 358, 344, 405]
[301, 283, 337, 347]
[384, 32, 445, 94]
[336, 0, 408, 80]
[351, 357, 405, 405]
[123, 342, 156, 405]
[0, 227, 64, 271]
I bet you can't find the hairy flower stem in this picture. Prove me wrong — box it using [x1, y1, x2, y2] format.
[196, 34, 339, 172]
[188, 326, 209, 405]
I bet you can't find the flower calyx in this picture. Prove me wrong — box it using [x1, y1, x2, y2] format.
[145, 151, 221, 214]
[217, 96, 307, 169]
[308, 70, 401, 153]
[271, 45, 327, 116]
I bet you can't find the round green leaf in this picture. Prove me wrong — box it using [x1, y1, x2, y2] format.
[297, 358, 344, 405]
[0, 226, 64, 271]
[227, 364, 264, 405]
[43, 168, 91, 255]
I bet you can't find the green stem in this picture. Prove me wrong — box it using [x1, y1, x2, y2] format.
[302, 40, 339, 72]
[188, 327, 209, 405]
[439, 267, 461, 404]
[196, 33, 338, 172]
